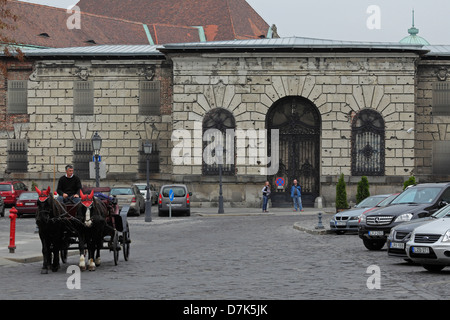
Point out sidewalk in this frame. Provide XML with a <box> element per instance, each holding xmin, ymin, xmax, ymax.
<box><xmin>0</xmin><ymin>207</ymin><xmax>335</xmax><ymax>266</ymax></box>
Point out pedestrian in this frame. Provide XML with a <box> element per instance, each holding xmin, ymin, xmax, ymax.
<box><xmin>291</xmin><ymin>179</ymin><xmax>303</xmax><ymax>212</ymax></box>
<box><xmin>262</xmin><ymin>181</ymin><xmax>271</xmax><ymax>213</ymax></box>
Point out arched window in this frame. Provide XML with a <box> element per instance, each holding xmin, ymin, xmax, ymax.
<box><xmin>351</xmin><ymin>109</ymin><xmax>385</xmax><ymax>176</ymax></box>
<box><xmin>202</xmin><ymin>108</ymin><xmax>236</xmax><ymax>176</ymax></box>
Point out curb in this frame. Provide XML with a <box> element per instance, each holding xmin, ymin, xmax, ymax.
<box><xmin>293</xmin><ymin>222</ymin><xmax>334</xmax><ymax>235</ymax></box>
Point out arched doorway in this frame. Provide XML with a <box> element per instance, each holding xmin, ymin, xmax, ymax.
<box><xmin>266</xmin><ymin>96</ymin><xmax>321</xmax><ymax>208</ymax></box>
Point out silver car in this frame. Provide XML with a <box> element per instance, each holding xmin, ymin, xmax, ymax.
<box><xmin>330</xmin><ymin>194</ymin><xmax>397</xmax><ymax>234</ymax></box>
<box><xmin>406</xmin><ymin>213</ymin><xmax>450</xmax><ymax>272</ymax></box>
<box><xmin>134</xmin><ymin>183</ymin><xmax>158</xmax><ymax>205</ymax></box>
<box><xmin>158</xmin><ymin>184</ymin><xmax>191</xmax><ymax>217</ymax></box>
<box><xmin>110</xmin><ymin>185</ymin><xmax>145</xmax><ymax>216</ymax></box>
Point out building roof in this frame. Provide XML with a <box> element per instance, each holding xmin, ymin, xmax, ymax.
<box><xmin>4</xmin><ymin>0</ymin><xmax>214</xmax><ymax>48</ymax></box>
<box><xmin>160</xmin><ymin>36</ymin><xmax>430</xmax><ymax>54</ymax></box>
<box><xmin>75</xmin><ymin>0</ymin><xmax>271</xmax><ymax>41</ymax></box>
<box><xmin>21</xmin><ymin>44</ymin><xmax>164</xmax><ymax>57</ymax></box>
<box><xmin>21</xmin><ymin>37</ymin><xmax>449</xmax><ymax>59</ymax></box>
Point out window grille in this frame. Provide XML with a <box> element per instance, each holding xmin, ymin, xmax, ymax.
<box><xmin>139</xmin><ymin>81</ymin><xmax>161</xmax><ymax>115</ymax></box>
<box><xmin>138</xmin><ymin>140</ymin><xmax>160</xmax><ymax>173</ymax></box>
<box><xmin>73</xmin><ymin>140</ymin><xmax>93</xmax><ymax>179</ymax></box>
<box><xmin>7</xmin><ymin>80</ymin><xmax>27</xmax><ymax>114</ymax></box>
<box><xmin>433</xmin><ymin>141</ymin><xmax>450</xmax><ymax>175</ymax></box>
<box><xmin>7</xmin><ymin>139</ymin><xmax>28</xmax><ymax>172</ymax></box>
<box><xmin>74</xmin><ymin>81</ymin><xmax>94</xmax><ymax>115</ymax></box>
<box><xmin>202</xmin><ymin>108</ymin><xmax>236</xmax><ymax>176</ymax></box>
<box><xmin>351</xmin><ymin>109</ymin><xmax>385</xmax><ymax>176</ymax></box>
<box><xmin>433</xmin><ymin>82</ymin><xmax>450</xmax><ymax>116</ymax></box>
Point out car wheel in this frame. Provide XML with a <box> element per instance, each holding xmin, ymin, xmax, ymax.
<box><xmin>363</xmin><ymin>238</ymin><xmax>386</xmax><ymax>250</ymax></box>
<box><xmin>423</xmin><ymin>264</ymin><xmax>445</xmax><ymax>273</ymax></box>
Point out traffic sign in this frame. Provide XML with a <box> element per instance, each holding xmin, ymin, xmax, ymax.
<box><xmin>276</xmin><ymin>177</ymin><xmax>285</xmax><ymax>187</ymax></box>
<box><xmin>169</xmin><ymin>189</ymin><xmax>174</xmax><ymax>202</ymax></box>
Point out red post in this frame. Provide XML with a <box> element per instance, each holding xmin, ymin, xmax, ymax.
<box><xmin>8</xmin><ymin>207</ymin><xmax>18</xmax><ymax>253</ymax></box>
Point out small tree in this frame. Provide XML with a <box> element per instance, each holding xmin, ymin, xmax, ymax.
<box><xmin>403</xmin><ymin>176</ymin><xmax>416</xmax><ymax>190</ymax></box>
<box><xmin>335</xmin><ymin>173</ymin><xmax>349</xmax><ymax>210</ymax></box>
<box><xmin>356</xmin><ymin>176</ymin><xmax>370</xmax><ymax>204</ymax></box>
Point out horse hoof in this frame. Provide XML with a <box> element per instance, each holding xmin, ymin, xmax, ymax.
<box><xmin>52</xmin><ymin>266</ymin><xmax>60</xmax><ymax>272</ymax></box>
<box><xmin>41</xmin><ymin>268</ymin><xmax>48</xmax><ymax>274</ymax></box>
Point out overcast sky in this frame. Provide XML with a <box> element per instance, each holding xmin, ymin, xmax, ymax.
<box><xmin>17</xmin><ymin>0</ymin><xmax>450</xmax><ymax>45</ymax></box>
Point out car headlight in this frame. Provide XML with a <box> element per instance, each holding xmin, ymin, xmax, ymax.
<box><xmin>394</xmin><ymin>213</ymin><xmax>413</xmax><ymax>223</ymax></box>
<box><xmin>442</xmin><ymin>230</ymin><xmax>450</xmax><ymax>243</ymax></box>
<box><xmin>350</xmin><ymin>216</ymin><xmax>360</xmax><ymax>221</ymax></box>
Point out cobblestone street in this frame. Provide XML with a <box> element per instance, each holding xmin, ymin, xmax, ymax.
<box><xmin>1</xmin><ymin>213</ymin><xmax>449</xmax><ymax>302</ymax></box>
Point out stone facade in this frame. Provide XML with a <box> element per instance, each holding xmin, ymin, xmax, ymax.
<box><xmin>2</xmin><ymin>42</ymin><xmax>450</xmax><ymax>208</ymax></box>
<box><xmin>168</xmin><ymin>52</ymin><xmax>419</xmax><ymax>205</ymax></box>
<box><xmin>2</xmin><ymin>57</ymin><xmax>174</xmax><ymax>188</ymax></box>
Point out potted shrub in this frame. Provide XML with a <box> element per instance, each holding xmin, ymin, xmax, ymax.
<box><xmin>335</xmin><ymin>173</ymin><xmax>349</xmax><ymax>212</ymax></box>
<box><xmin>403</xmin><ymin>176</ymin><xmax>416</xmax><ymax>190</ymax></box>
<box><xmin>356</xmin><ymin>176</ymin><xmax>370</xmax><ymax>204</ymax></box>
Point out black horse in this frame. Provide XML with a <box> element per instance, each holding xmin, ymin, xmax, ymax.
<box><xmin>76</xmin><ymin>190</ymin><xmax>109</xmax><ymax>271</ymax></box>
<box><xmin>35</xmin><ymin>187</ymin><xmax>65</xmax><ymax>274</ymax></box>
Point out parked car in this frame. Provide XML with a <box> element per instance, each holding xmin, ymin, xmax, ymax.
<box><xmin>406</xmin><ymin>214</ymin><xmax>450</xmax><ymax>272</ymax></box>
<box><xmin>359</xmin><ymin>182</ymin><xmax>450</xmax><ymax>250</ymax></box>
<box><xmin>387</xmin><ymin>204</ymin><xmax>450</xmax><ymax>259</ymax></box>
<box><xmin>0</xmin><ymin>196</ymin><xmax>4</xmax><ymax>217</ymax></box>
<box><xmin>330</xmin><ymin>194</ymin><xmax>395</xmax><ymax>234</ymax></box>
<box><xmin>0</xmin><ymin>181</ymin><xmax>28</xmax><ymax>206</ymax></box>
<box><xmin>134</xmin><ymin>183</ymin><xmax>158</xmax><ymax>205</ymax></box>
<box><xmin>15</xmin><ymin>191</ymin><xmax>39</xmax><ymax>217</ymax></box>
<box><xmin>158</xmin><ymin>184</ymin><xmax>191</xmax><ymax>217</ymax></box>
<box><xmin>110</xmin><ymin>185</ymin><xmax>145</xmax><ymax>216</ymax></box>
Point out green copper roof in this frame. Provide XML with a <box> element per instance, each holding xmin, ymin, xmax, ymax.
<box><xmin>400</xmin><ymin>10</ymin><xmax>430</xmax><ymax>45</ymax></box>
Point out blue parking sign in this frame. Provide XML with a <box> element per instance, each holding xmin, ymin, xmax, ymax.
<box><xmin>169</xmin><ymin>189</ymin><xmax>174</xmax><ymax>202</ymax></box>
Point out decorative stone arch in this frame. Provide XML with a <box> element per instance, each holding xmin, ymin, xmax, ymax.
<box><xmin>266</xmin><ymin>95</ymin><xmax>322</xmax><ymax>207</ymax></box>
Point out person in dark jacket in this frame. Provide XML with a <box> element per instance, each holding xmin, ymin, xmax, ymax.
<box><xmin>261</xmin><ymin>181</ymin><xmax>271</xmax><ymax>213</ymax></box>
<box><xmin>57</xmin><ymin>164</ymin><xmax>82</xmax><ymax>204</ymax></box>
<box><xmin>290</xmin><ymin>179</ymin><xmax>303</xmax><ymax>212</ymax></box>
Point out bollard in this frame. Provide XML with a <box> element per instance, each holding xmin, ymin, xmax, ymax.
<box><xmin>315</xmin><ymin>211</ymin><xmax>325</xmax><ymax>230</ymax></box>
<box><xmin>9</xmin><ymin>207</ymin><xmax>18</xmax><ymax>253</ymax></box>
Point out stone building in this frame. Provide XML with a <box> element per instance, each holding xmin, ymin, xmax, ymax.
<box><xmin>3</xmin><ymin>36</ymin><xmax>449</xmax><ymax>208</ymax></box>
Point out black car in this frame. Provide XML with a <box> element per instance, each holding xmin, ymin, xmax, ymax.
<box><xmin>359</xmin><ymin>183</ymin><xmax>450</xmax><ymax>250</ymax></box>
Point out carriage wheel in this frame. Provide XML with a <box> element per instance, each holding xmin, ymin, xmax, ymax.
<box><xmin>60</xmin><ymin>248</ymin><xmax>68</xmax><ymax>264</ymax></box>
<box><xmin>113</xmin><ymin>230</ymin><xmax>119</xmax><ymax>266</ymax></box>
<box><xmin>123</xmin><ymin>225</ymin><xmax>130</xmax><ymax>261</ymax></box>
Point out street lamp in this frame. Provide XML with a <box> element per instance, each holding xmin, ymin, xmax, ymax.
<box><xmin>143</xmin><ymin>141</ymin><xmax>153</xmax><ymax>222</ymax></box>
<box><xmin>217</xmin><ymin>144</ymin><xmax>224</xmax><ymax>214</ymax></box>
<box><xmin>91</xmin><ymin>131</ymin><xmax>102</xmax><ymax>187</ymax></box>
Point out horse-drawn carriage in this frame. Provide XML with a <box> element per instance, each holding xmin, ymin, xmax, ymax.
<box><xmin>35</xmin><ymin>186</ymin><xmax>131</xmax><ymax>274</ymax></box>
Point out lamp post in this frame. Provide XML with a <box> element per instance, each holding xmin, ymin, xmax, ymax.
<box><xmin>217</xmin><ymin>144</ymin><xmax>224</xmax><ymax>214</ymax></box>
<box><xmin>143</xmin><ymin>141</ymin><xmax>153</xmax><ymax>222</ymax></box>
<box><xmin>91</xmin><ymin>131</ymin><xmax>102</xmax><ymax>188</ymax></box>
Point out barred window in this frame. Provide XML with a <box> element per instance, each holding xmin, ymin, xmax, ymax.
<box><xmin>74</xmin><ymin>81</ymin><xmax>94</xmax><ymax>115</ymax></box>
<box><xmin>202</xmin><ymin>108</ymin><xmax>236</xmax><ymax>176</ymax></box>
<box><xmin>351</xmin><ymin>109</ymin><xmax>385</xmax><ymax>176</ymax></box>
<box><xmin>139</xmin><ymin>81</ymin><xmax>161</xmax><ymax>115</ymax></box>
<box><xmin>138</xmin><ymin>140</ymin><xmax>160</xmax><ymax>174</ymax></box>
<box><xmin>7</xmin><ymin>139</ymin><xmax>28</xmax><ymax>172</ymax></box>
<box><xmin>433</xmin><ymin>82</ymin><xmax>450</xmax><ymax>116</ymax></box>
<box><xmin>433</xmin><ymin>141</ymin><xmax>450</xmax><ymax>175</ymax></box>
<box><xmin>7</xmin><ymin>80</ymin><xmax>27</xmax><ymax>114</ymax></box>
<box><xmin>73</xmin><ymin>140</ymin><xmax>93</xmax><ymax>179</ymax></box>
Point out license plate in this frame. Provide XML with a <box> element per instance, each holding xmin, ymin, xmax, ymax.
<box><xmin>25</xmin><ymin>203</ymin><xmax>34</xmax><ymax>206</ymax></box>
<box><xmin>368</xmin><ymin>231</ymin><xmax>384</xmax><ymax>236</ymax></box>
<box><xmin>390</xmin><ymin>242</ymin><xmax>405</xmax><ymax>249</ymax></box>
<box><xmin>169</xmin><ymin>204</ymin><xmax>182</xmax><ymax>207</ymax></box>
<box><xmin>336</xmin><ymin>221</ymin><xmax>347</xmax><ymax>226</ymax></box>
<box><xmin>2</xmin><ymin>197</ymin><xmax>5</xmax><ymax>199</ymax></box>
<box><xmin>412</xmin><ymin>247</ymin><xmax>430</xmax><ymax>254</ymax></box>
